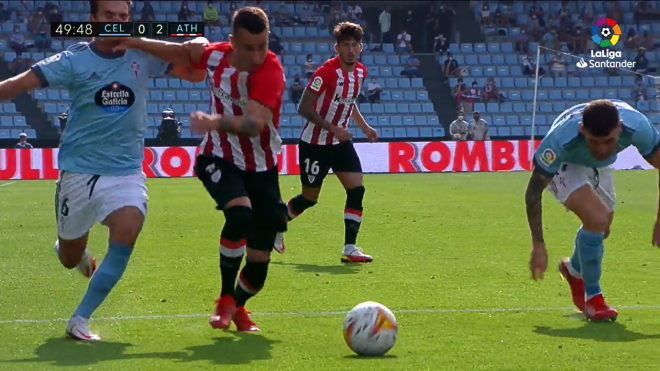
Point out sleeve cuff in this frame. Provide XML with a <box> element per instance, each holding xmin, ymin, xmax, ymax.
<box><xmin>532</xmin><ymin>157</ymin><xmax>556</xmax><ymax>178</ymax></box>
<box><xmin>30</xmin><ymin>65</ymin><xmax>49</xmax><ymax>88</ymax></box>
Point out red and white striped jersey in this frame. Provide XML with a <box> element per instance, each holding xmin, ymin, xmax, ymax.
<box><xmin>300</xmin><ymin>57</ymin><xmax>366</xmax><ymax>145</ymax></box>
<box><xmin>191</xmin><ymin>42</ymin><xmax>285</xmax><ymax>172</ymax></box>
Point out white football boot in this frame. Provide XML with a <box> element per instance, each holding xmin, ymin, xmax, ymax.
<box><xmin>66</xmin><ymin>316</ymin><xmax>101</xmax><ymax>341</ymax></box>
<box><xmin>54</xmin><ymin>240</ymin><xmax>97</xmax><ymax>278</ymax></box>
<box><xmin>273</xmin><ymin>232</ymin><xmax>286</xmax><ymax>254</ymax></box>
<box><xmin>341</xmin><ymin>245</ymin><xmax>373</xmax><ymax>263</ymax></box>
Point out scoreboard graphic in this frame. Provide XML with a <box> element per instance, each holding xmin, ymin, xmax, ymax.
<box><xmin>51</xmin><ymin>22</ymin><xmax>205</xmax><ymax>38</ymax></box>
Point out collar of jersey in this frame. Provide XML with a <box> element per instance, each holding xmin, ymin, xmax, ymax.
<box><xmin>90</xmin><ymin>40</ymin><xmax>125</xmax><ymax>60</ymax></box>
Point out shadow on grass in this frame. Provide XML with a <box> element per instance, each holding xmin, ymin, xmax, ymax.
<box><xmin>180</xmin><ymin>332</ymin><xmax>280</xmax><ymax>365</ymax></box>
<box><xmin>6</xmin><ymin>332</ymin><xmax>280</xmax><ymax>367</ymax></box>
<box><xmin>343</xmin><ymin>354</ymin><xmax>398</xmax><ymax>359</ymax></box>
<box><xmin>5</xmin><ymin>337</ymin><xmax>186</xmax><ymax>367</ymax></box>
<box><xmin>534</xmin><ymin>322</ymin><xmax>660</xmax><ymax>342</ymax></box>
<box><xmin>271</xmin><ymin>261</ymin><xmax>363</xmax><ymax>275</ymax></box>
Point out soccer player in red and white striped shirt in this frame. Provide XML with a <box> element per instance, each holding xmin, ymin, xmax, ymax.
<box><xmin>186</xmin><ymin>7</ymin><xmax>289</xmax><ymax>333</ymax></box>
<box><xmin>282</xmin><ymin>22</ymin><xmax>378</xmax><ymax>264</ymax></box>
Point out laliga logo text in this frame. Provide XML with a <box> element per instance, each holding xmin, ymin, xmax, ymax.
<box><xmin>576</xmin><ymin>50</ymin><xmax>636</xmax><ymax>69</ymax></box>
<box><xmin>579</xmin><ymin>17</ymin><xmax>635</xmax><ymax>69</ymax></box>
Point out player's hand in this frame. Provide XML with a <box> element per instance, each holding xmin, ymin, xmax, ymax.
<box><xmin>190</xmin><ymin>111</ymin><xmax>219</xmax><ymax>133</ymax></box>
<box><xmin>363</xmin><ymin>126</ymin><xmax>378</xmax><ymax>142</ymax></box>
<box><xmin>332</xmin><ymin>127</ymin><xmax>353</xmax><ymax>142</ymax></box>
<box><xmin>529</xmin><ymin>242</ymin><xmax>548</xmax><ymax>281</ymax></box>
<box><xmin>652</xmin><ymin>219</ymin><xmax>660</xmax><ymax>247</ymax></box>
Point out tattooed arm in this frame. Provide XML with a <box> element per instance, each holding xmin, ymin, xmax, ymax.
<box><xmin>298</xmin><ymin>88</ymin><xmax>336</xmax><ymax>132</ymax></box>
<box><xmin>211</xmin><ymin>100</ymin><xmax>271</xmax><ymax>137</ymax></box>
<box><xmin>525</xmin><ymin>167</ymin><xmax>552</xmax><ymax>243</ymax></box>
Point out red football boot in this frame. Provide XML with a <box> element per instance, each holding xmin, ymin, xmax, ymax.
<box><xmin>584</xmin><ymin>294</ymin><xmax>618</xmax><ymax>322</ymax></box>
<box><xmin>558</xmin><ymin>258</ymin><xmax>586</xmax><ymax>311</ymax></box>
<box><xmin>209</xmin><ymin>295</ymin><xmax>236</xmax><ymax>330</ymax></box>
<box><xmin>233</xmin><ymin>306</ymin><xmax>260</xmax><ymax>332</ymax></box>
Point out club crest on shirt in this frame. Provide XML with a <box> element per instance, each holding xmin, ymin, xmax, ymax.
<box><xmin>540</xmin><ymin>148</ymin><xmax>556</xmax><ymax>166</ymax></box>
<box><xmin>311</xmin><ymin>76</ymin><xmax>323</xmax><ymax>92</ymax></box>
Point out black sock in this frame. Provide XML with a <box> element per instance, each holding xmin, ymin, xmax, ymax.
<box><xmin>344</xmin><ymin>186</ymin><xmax>365</xmax><ymax>246</ymax></box>
<box><xmin>234</xmin><ymin>259</ymin><xmax>270</xmax><ymax>307</ymax></box>
<box><xmin>219</xmin><ymin>207</ymin><xmax>250</xmax><ymax>297</ymax></box>
<box><xmin>287</xmin><ymin>194</ymin><xmax>317</xmax><ymax>221</ymax></box>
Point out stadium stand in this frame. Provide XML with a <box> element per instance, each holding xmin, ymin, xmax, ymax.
<box><xmin>0</xmin><ymin>1</ymin><xmax>443</xmax><ymax>142</ymax></box>
<box><xmin>450</xmin><ymin>1</ymin><xmax>660</xmax><ymax>138</ymax></box>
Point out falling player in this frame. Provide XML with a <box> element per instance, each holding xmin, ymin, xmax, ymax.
<box><xmin>282</xmin><ymin>22</ymin><xmax>378</xmax><ymax>263</ymax></box>
<box><xmin>526</xmin><ymin>99</ymin><xmax>660</xmax><ymax>322</ymax></box>
<box><xmin>0</xmin><ymin>0</ymin><xmax>205</xmax><ymax>341</ymax></box>
<box><xmin>126</xmin><ymin>6</ymin><xmax>288</xmax><ymax>331</ymax></box>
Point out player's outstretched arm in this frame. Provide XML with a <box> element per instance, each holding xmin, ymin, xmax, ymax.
<box><xmin>526</xmin><ymin>167</ymin><xmax>551</xmax><ymax>280</ymax></box>
<box><xmin>525</xmin><ymin>167</ymin><xmax>551</xmax><ymax>244</ymax></box>
<box><xmin>298</xmin><ymin>88</ymin><xmax>337</xmax><ymax>133</ymax></box>
<box><xmin>114</xmin><ymin>37</ymin><xmax>210</xmax><ymax>67</ymax></box>
<box><xmin>0</xmin><ymin>70</ymin><xmax>42</xmax><ymax>102</ymax></box>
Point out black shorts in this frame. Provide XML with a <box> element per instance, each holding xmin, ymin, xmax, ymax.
<box><xmin>195</xmin><ymin>155</ymin><xmax>287</xmax><ymax>251</ymax></box>
<box><xmin>298</xmin><ymin>140</ymin><xmax>362</xmax><ymax>188</ymax></box>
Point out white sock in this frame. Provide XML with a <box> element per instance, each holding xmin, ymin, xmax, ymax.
<box><xmin>343</xmin><ymin>244</ymin><xmax>356</xmax><ymax>254</ymax></box>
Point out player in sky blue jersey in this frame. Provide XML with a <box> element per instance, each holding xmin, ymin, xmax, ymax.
<box><xmin>0</xmin><ymin>0</ymin><xmax>205</xmax><ymax>341</ymax></box>
<box><xmin>525</xmin><ymin>99</ymin><xmax>660</xmax><ymax>322</ymax></box>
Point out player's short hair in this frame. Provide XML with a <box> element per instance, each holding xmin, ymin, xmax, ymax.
<box><xmin>582</xmin><ymin>99</ymin><xmax>620</xmax><ymax>136</ymax></box>
<box><xmin>89</xmin><ymin>0</ymin><xmax>132</xmax><ymax>16</ymax></box>
<box><xmin>334</xmin><ymin>22</ymin><xmax>363</xmax><ymax>43</ymax></box>
<box><xmin>231</xmin><ymin>7</ymin><xmax>269</xmax><ymax>35</ymax></box>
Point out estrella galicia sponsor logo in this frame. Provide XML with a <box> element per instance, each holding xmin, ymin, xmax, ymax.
<box><xmin>94</xmin><ymin>82</ymin><xmax>135</xmax><ymax>113</ymax></box>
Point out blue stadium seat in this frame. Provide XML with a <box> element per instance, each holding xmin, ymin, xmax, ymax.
<box><xmin>13</xmin><ymin>116</ymin><xmax>26</xmax><ymax>126</ymax></box>
<box><xmin>3</xmin><ymin>103</ymin><xmax>16</xmax><ymax>113</ymax></box>
<box><xmin>0</xmin><ymin>129</ymin><xmax>9</xmax><ymax>138</ymax></box>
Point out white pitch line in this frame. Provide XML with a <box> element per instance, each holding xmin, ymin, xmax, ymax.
<box><xmin>2</xmin><ymin>305</ymin><xmax>660</xmax><ymax>325</ymax></box>
<box><xmin>0</xmin><ymin>181</ymin><xmax>15</xmax><ymax>188</ymax></box>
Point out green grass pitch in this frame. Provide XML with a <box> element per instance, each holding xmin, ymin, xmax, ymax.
<box><xmin>2</xmin><ymin>171</ymin><xmax>660</xmax><ymax>370</ymax></box>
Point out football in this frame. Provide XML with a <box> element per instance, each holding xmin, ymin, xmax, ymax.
<box><xmin>342</xmin><ymin>301</ymin><xmax>398</xmax><ymax>356</ymax></box>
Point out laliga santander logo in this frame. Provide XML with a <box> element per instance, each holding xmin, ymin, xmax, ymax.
<box><xmin>591</xmin><ymin>17</ymin><xmax>621</xmax><ymax>48</ymax></box>
<box><xmin>577</xmin><ymin>17</ymin><xmax>634</xmax><ymax>69</ymax></box>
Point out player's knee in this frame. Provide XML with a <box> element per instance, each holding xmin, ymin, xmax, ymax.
<box><xmin>106</xmin><ymin>206</ymin><xmax>145</xmax><ymax>246</ymax></box>
<box><xmin>346</xmin><ymin>185</ymin><xmax>365</xmax><ymax>206</ymax></box>
<box><xmin>57</xmin><ymin>238</ymin><xmax>87</xmax><ymax>269</ymax></box>
<box><xmin>604</xmin><ymin>212</ymin><xmax>614</xmax><ymax>239</ymax></box>
<box><xmin>582</xmin><ymin>213</ymin><xmax>610</xmax><ymax>235</ymax></box>
<box><xmin>246</xmin><ymin>247</ymin><xmax>271</xmax><ymax>263</ymax></box>
<box><xmin>223</xmin><ymin>205</ymin><xmax>253</xmax><ymax>238</ymax></box>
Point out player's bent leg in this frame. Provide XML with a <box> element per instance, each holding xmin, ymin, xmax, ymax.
<box><xmin>287</xmin><ymin>186</ymin><xmax>320</xmax><ymax>221</ymax></box>
<box><xmin>336</xmin><ymin>172</ymin><xmax>372</xmax><ymax>264</ymax></box>
<box><xmin>55</xmin><ymin>233</ymin><xmax>96</xmax><ymax>278</ymax></box>
<box><xmin>233</xmin><ymin>241</ymin><xmax>273</xmax><ymax>332</ymax></box>
<box><xmin>66</xmin><ymin>206</ymin><xmax>144</xmax><ymax>341</ymax></box>
<box><xmin>564</xmin><ymin>185</ymin><xmax>618</xmax><ymax>322</ymax></box>
<box><xmin>210</xmin><ymin>196</ymin><xmax>252</xmax><ymax>330</ymax></box>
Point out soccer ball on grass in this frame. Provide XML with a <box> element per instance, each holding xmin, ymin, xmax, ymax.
<box><xmin>342</xmin><ymin>301</ymin><xmax>398</xmax><ymax>356</ymax></box>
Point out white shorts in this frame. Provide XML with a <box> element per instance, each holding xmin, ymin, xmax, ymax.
<box><xmin>55</xmin><ymin>171</ymin><xmax>148</xmax><ymax>240</ymax></box>
<box><xmin>546</xmin><ymin>163</ymin><xmax>615</xmax><ymax>211</ymax></box>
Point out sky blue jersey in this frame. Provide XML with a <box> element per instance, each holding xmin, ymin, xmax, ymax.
<box><xmin>30</xmin><ymin>41</ymin><xmax>170</xmax><ymax>176</ymax></box>
<box><xmin>533</xmin><ymin>100</ymin><xmax>660</xmax><ymax>177</ymax></box>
